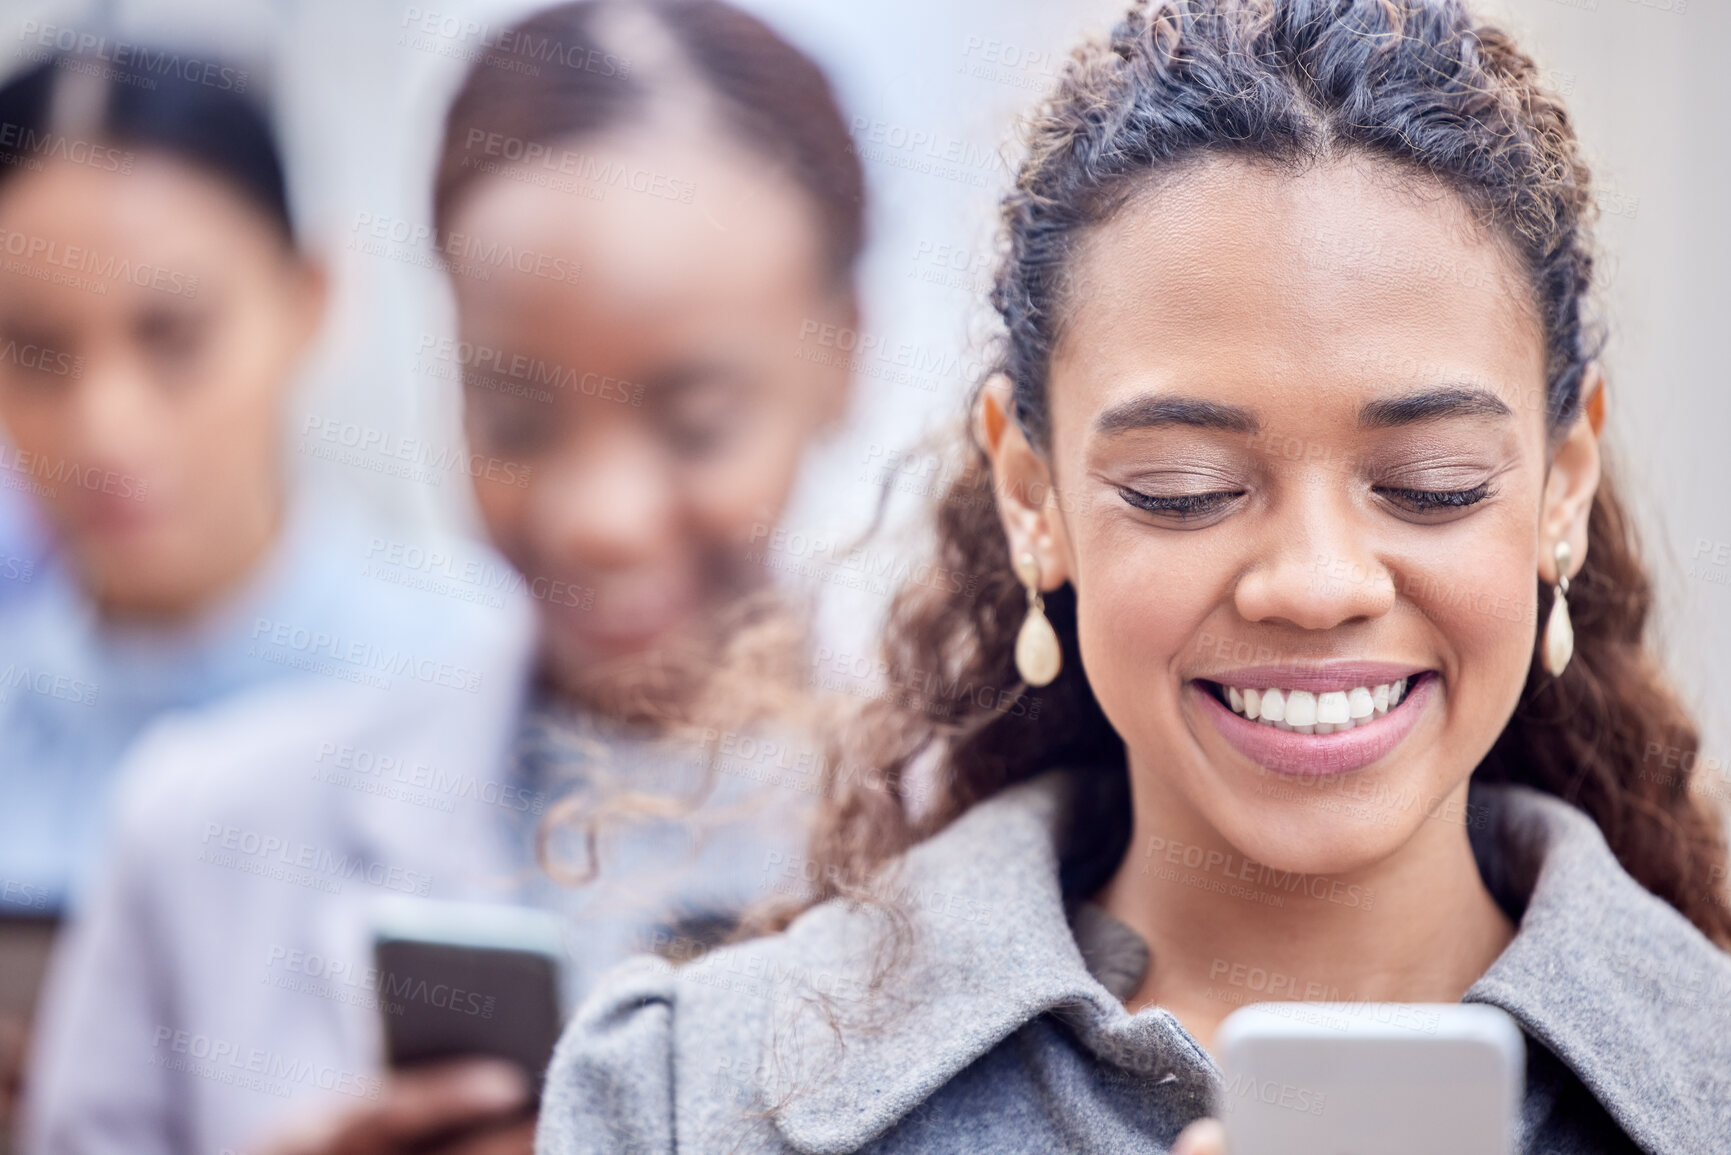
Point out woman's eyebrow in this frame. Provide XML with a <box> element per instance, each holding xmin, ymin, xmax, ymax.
<box><xmin>1089</xmin><ymin>384</ymin><xmax>1515</xmax><ymax>438</ymax></box>
<box><xmin>1358</xmin><ymin>386</ymin><xmax>1514</xmax><ymax>429</ymax></box>
<box><xmin>1093</xmin><ymin>395</ymin><xmax>1259</xmax><ymax>436</ymax></box>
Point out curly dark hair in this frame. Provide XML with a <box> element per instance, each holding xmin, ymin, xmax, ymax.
<box><xmin>747</xmin><ymin>0</ymin><xmax>1731</xmax><ymax>950</ymax></box>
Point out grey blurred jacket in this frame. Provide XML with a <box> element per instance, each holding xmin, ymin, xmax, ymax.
<box><xmin>536</xmin><ymin>766</ymin><xmax>1731</xmax><ymax>1154</ymax></box>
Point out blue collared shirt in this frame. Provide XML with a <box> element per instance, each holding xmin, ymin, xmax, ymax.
<box><xmin>0</xmin><ymin>496</ymin><xmax>510</xmax><ymax>914</ymax></box>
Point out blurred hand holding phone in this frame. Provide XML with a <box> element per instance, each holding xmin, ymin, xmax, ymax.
<box><xmin>1175</xmin><ymin>1002</ymin><xmax>1524</xmax><ymax>1155</ymax></box>
<box><xmin>261</xmin><ymin>897</ymin><xmax>567</xmax><ymax>1155</ymax></box>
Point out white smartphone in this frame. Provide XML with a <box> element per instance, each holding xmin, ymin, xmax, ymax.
<box><xmin>1216</xmin><ymin>1002</ymin><xmax>1524</xmax><ymax>1155</ymax></box>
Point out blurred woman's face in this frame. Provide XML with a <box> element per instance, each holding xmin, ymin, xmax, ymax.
<box><xmin>988</xmin><ymin>155</ymin><xmax>1599</xmax><ymax>878</ymax></box>
<box><xmin>0</xmin><ymin>154</ymin><xmax>322</xmax><ymax>619</ymax></box>
<box><xmin>449</xmin><ymin>127</ymin><xmax>851</xmax><ymax>699</ymax></box>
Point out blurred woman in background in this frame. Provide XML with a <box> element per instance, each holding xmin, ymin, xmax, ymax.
<box><xmin>0</xmin><ymin>48</ymin><xmax>491</xmax><ymax>915</ymax></box>
<box><xmin>25</xmin><ymin>4</ymin><xmax>864</xmax><ymax>1153</ymax></box>
<box><xmin>0</xmin><ymin>44</ymin><xmax>511</xmax><ymax>1142</ymax></box>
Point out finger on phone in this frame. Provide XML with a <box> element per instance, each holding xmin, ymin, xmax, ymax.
<box><xmin>1171</xmin><ymin>1116</ymin><xmax>1226</xmax><ymax>1155</ymax></box>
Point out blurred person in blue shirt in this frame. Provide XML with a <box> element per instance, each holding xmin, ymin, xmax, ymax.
<box><xmin>0</xmin><ymin>49</ymin><xmax>501</xmax><ymax>919</ymax></box>
<box><xmin>0</xmin><ymin>479</ymin><xmax>59</xmax><ymax>612</ymax></box>
<box><xmin>25</xmin><ymin>4</ymin><xmax>867</xmax><ymax>1154</ymax></box>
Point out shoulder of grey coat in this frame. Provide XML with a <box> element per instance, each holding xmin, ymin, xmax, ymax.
<box><xmin>536</xmin><ymin>768</ymin><xmax>1731</xmax><ymax>1155</ymax></box>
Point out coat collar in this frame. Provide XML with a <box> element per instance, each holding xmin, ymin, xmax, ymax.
<box><xmin>1460</xmin><ymin>779</ymin><xmax>1731</xmax><ymax>1154</ymax></box>
<box><xmin>757</xmin><ymin>766</ymin><xmax>1731</xmax><ymax>1155</ymax></box>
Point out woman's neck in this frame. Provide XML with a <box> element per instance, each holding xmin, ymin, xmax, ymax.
<box><xmin>1092</xmin><ymin>767</ymin><xmax>1516</xmax><ymax>1056</ymax></box>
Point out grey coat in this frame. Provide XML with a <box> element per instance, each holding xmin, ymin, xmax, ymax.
<box><xmin>536</xmin><ymin>767</ymin><xmax>1731</xmax><ymax>1154</ymax></box>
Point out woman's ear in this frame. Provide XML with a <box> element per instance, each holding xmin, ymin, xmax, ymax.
<box><xmin>814</xmin><ymin>292</ymin><xmax>859</xmax><ymax>433</ymax></box>
<box><xmin>1539</xmin><ymin>362</ymin><xmax>1604</xmax><ymax>583</ymax></box>
<box><xmin>284</xmin><ymin>253</ymin><xmax>330</xmax><ymax>367</ymax></box>
<box><xmin>977</xmin><ymin>374</ymin><xmax>1071</xmax><ymax>590</ymax></box>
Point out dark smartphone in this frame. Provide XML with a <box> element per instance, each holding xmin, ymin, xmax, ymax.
<box><xmin>372</xmin><ymin>897</ymin><xmax>567</xmax><ymax>1093</ymax></box>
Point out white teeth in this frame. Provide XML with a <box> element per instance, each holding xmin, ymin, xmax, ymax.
<box><xmin>1217</xmin><ymin>676</ymin><xmax>1422</xmax><ymax>732</ymax></box>
<box><xmin>1260</xmin><ymin>688</ymin><xmax>1286</xmax><ymax>723</ymax></box>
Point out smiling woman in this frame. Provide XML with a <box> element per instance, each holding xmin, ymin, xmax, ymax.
<box><xmin>536</xmin><ymin>1</ymin><xmax>1731</xmax><ymax>1153</ymax></box>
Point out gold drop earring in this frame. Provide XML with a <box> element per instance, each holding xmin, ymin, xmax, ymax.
<box><xmin>1542</xmin><ymin>540</ymin><xmax>1574</xmax><ymax>677</ymax></box>
<box><xmin>1014</xmin><ymin>550</ymin><xmax>1062</xmax><ymax>687</ymax></box>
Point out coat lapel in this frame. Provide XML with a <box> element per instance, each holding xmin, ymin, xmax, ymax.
<box><xmin>758</xmin><ymin>768</ymin><xmax>1115</xmax><ymax>1153</ymax></box>
<box><xmin>1463</xmin><ymin>783</ymin><xmax>1731</xmax><ymax>1155</ymax></box>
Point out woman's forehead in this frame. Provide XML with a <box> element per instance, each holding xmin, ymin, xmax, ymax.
<box><xmin>1050</xmin><ymin>157</ymin><xmax>1546</xmax><ymax>419</ymax></box>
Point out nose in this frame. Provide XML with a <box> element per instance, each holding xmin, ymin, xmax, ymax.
<box><xmin>529</xmin><ymin>434</ymin><xmax>680</xmax><ymax>572</ymax></box>
<box><xmin>67</xmin><ymin>353</ymin><xmax>160</xmax><ymax>476</ymax></box>
<box><xmin>1232</xmin><ymin>484</ymin><xmax>1395</xmax><ymax>630</ymax></box>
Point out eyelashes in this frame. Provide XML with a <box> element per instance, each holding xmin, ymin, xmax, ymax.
<box><xmin>1373</xmin><ymin>482</ymin><xmax>1494</xmax><ymax>513</ymax></box>
<box><xmin>1116</xmin><ymin>482</ymin><xmax>1497</xmax><ymax>521</ymax></box>
<box><xmin>1116</xmin><ymin>487</ymin><xmax>1243</xmax><ymax>519</ymax></box>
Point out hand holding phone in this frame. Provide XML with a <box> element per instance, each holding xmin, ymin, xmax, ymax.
<box><xmin>1213</xmin><ymin>1002</ymin><xmax>1524</xmax><ymax>1155</ymax></box>
<box><xmin>259</xmin><ymin>1057</ymin><xmax>533</xmax><ymax>1155</ymax></box>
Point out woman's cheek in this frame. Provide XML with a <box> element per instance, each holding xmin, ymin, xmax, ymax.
<box><xmin>471</xmin><ymin>470</ymin><xmax>534</xmax><ymax>571</ymax></box>
<box><xmin>1401</xmin><ymin>530</ymin><xmax>1536</xmax><ymax>748</ymax></box>
<box><xmin>1076</xmin><ymin>536</ymin><xmax>1217</xmax><ymax>715</ymax></box>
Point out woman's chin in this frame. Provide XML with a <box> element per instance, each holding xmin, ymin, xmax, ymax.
<box><xmin>538</xmin><ymin>606</ymin><xmax>716</xmax><ymax>723</ymax></box>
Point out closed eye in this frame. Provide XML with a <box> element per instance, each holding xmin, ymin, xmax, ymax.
<box><xmin>1374</xmin><ymin>483</ymin><xmax>1493</xmax><ymax>514</ymax></box>
<box><xmin>1117</xmin><ymin>487</ymin><xmax>1244</xmax><ymax>520</ymax></box>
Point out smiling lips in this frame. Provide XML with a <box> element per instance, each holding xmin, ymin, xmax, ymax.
<box><xmin>1192</xmin><ymin>663</ymin><xmax>1436</xmax><ymax>778</ymax></box>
